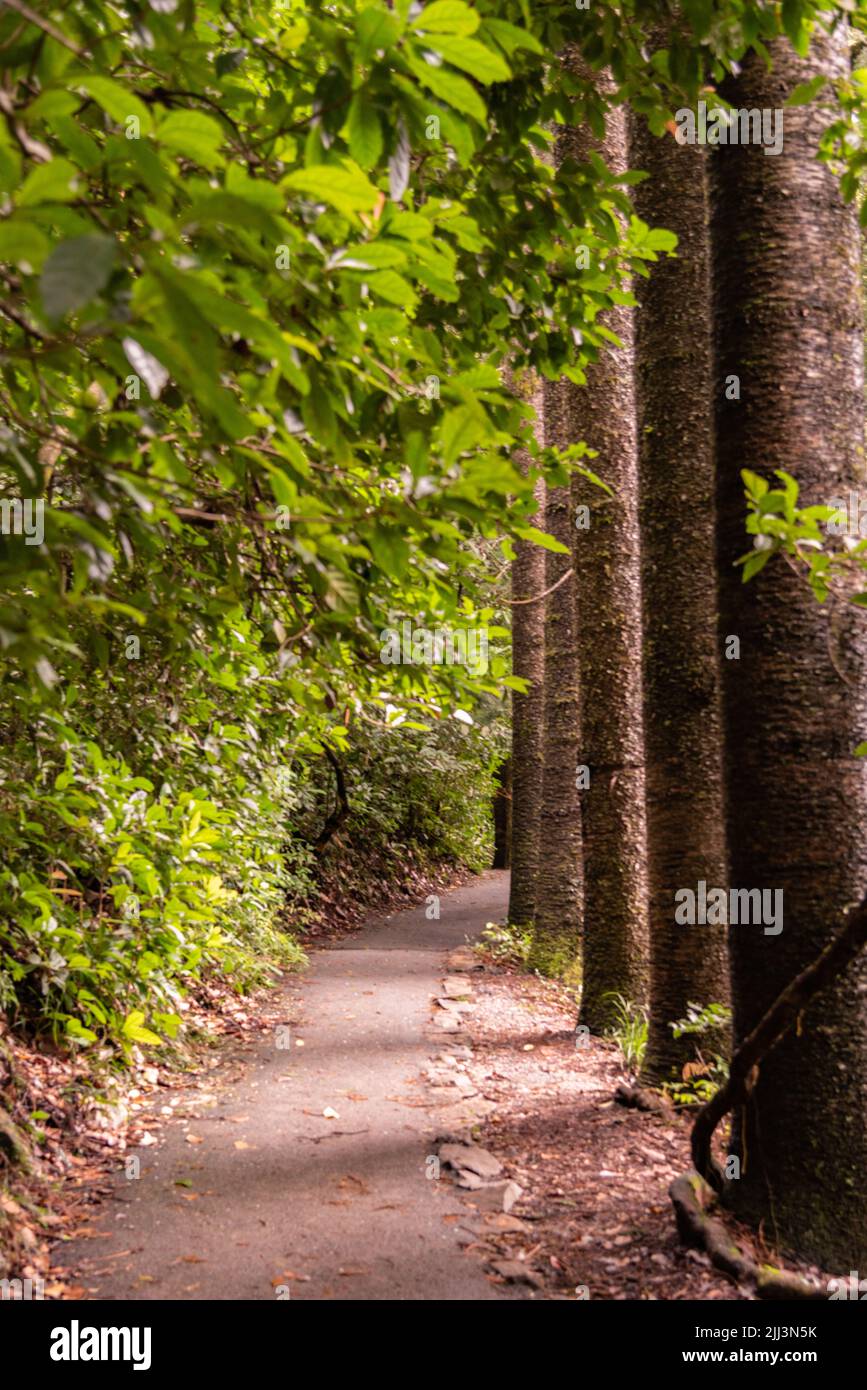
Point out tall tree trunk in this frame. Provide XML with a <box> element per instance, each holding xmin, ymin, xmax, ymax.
<box><xmin>492</xmin><ymin>756</ymin><xmax>511</xmax><ymax>870</ymax></box>
<box><xmin>529</xmin><ymin>378</ymin><xmax>582</xmax><ymax>974</ymax></box>
<box><xmin>712</xmin><ymin>24</ymin><xmax>867</xmax><ymax>1267</ymax></box>
<box><xmin>564</xmin><ymin>72</ymin><xmax>649</xmax><ymax>1031</ymax></box>
<box><xmin>507</xmin><ymin>381</ymin><xmax>545</xmax><ymax>928</ymax></box>
<box><xmin>630</xmin><ymin>105</ymin><xmax>729</xmax><ymax>1083</ymax></box>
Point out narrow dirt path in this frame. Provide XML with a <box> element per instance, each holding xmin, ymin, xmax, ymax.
<box><xmin>53</xmin><ymin>871</ymin><xmax>519</xmax><ymax>1300</ymax></box>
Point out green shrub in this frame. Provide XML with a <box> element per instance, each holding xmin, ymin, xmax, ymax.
<box><xmin>475</xmin><ymin>920</ymin><xmax>533</xmax><ymax>966</ymax></box>
<box><xmin>602</xmin><ymin>993</ymin><xmax>649</xmax><ymax>1072</ymax></box>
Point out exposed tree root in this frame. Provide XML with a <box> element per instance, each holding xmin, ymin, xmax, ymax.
<box><xmin>668</xmin><ymin>892</ymin><xmax>867</xmax><ymax>1299</ymax></box>
<box><xmin>614</xmin><ymin>1082</ymin><xmax>673</xmax><ymax>1119</ymax></box>
<box><xmin>670</xmin><ymin>1172</ymin><xmax>827</xmax><ymax>1300</ymax></box>
<box><xmin>670</xmin><ymin>1173</ymin><xmax>754</xmax><ymax>1284</ymax></box>
<box><xmin>691</xmin><ymin>891</ymin><xmax>867</xmax><ymax>1193</ymax></box>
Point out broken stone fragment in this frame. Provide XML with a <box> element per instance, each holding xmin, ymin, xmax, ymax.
<box><xmin>447</xmin><ymin>951</ymin><xmax>480</xmax><ymax>972</ymax></box>
<box><xmin>461</xmin><ymin>1213</ymin><xmax>531</xmax><ymax>1236</ymax></box>
<box><xmin>451</xmin><ymin>1076</ymin><xmax>478</xmax><ymax>1097</ymax></box>
<box><xmin>453</xmin><ymin>1169</ymin><xmax>484</xmax><ymax>1189</ymax></box>
<box><xmin>490</xmin><ymin>1259</ymin><xmax>544</xmax><ymax>1288</ymax></box>
<box><xmin>435</xmin><ymin>997</ymin><xmax>474</xmax><ymax>1014</ymax></box>
<box><xmin>466</xmin><ymin>1179</ymin><xmax>523</xmax><ymax>1213</ymax></box>
<box><xmin>434</xmin><ymin>1015</ymin><xmax>461</xmax><ymax>1033</ymax></box>
<box><xmin>437</xmin><ymin>1099</ymin><xmax>494</xmax><ymax>1130</ymax></box>
<box><xmin>482</xmin><ymin>1213</ymin><xmax>531</xmax><ymax>1234</ymax></box>
<box><xmin>438</xmin><ymin>1142</ymin><xmax>503</xmax><ymax>1179</ymax></box>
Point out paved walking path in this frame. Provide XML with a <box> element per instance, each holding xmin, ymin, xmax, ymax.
<box><xmin>54</xmin><ymin>871</ymin><xmax>516</xmax><ymax>1300</ymax></box>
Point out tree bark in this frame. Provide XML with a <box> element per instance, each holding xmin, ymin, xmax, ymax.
<box><xmin>492</xmin><ymin>756</ymin><xmax>512</xmax><ymax>870</ymax></box>
<box><xmin>529</xmin><ymin>378</ymin><xmax>583</xmax><ymax>973</ymax></box>
<box><xmin>563</xmin><ymin>73</ymin><xmax>649</xmax><ymax>1031</ymax></box>
<box><xmin>712</xmin><ymin>23</ymin><xmax>867</xmax><ymax>1267</ymax></box>
<box><xmin>630</xmin><ymin>102</ymin><xmax>729</xmax><ymax>1083</ymax></box>
<box><xmin>507</xmin><ymin>380</ymin><xmax>545</xmax><ymax>928</ymax></box>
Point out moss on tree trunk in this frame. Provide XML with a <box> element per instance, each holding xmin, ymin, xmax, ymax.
<box><xmin>0</xmin><ymin>1107</ymin><xmax>30</xmax><ymax>1171</ymax></box>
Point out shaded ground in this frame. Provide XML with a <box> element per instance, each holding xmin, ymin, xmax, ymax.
<box><xmin>450</xmin><ymin>965</ymin><xmax>829</xmax><ymax>1300</ymax></box>
<box><xmin>449</xmin><ymin>967</ymin><xmax>738</xmax><ymax>1298</ymax></box>
<box><xmin>41</xmin><ymin>871</ymin><xmax>830</xmax><ymax>1303</ymax></box>
<box><xmin>50</xmin><ymin>872</ymin><xmax>520</xmax><ymax>1300</ymax></box>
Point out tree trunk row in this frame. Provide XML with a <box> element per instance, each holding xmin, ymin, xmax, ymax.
<box><xmin>506</xmin><ymin>19</ymin><xmax>867</xmax><ymax>1268</ymax></box>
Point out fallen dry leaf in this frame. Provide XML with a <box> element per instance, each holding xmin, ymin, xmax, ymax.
<box><xmin>337</xmin><ymin>1174</ymin><xmax>370</xmax><ymax>1195</ymax></box>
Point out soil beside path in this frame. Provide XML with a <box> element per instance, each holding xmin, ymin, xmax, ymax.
<box><xmin>52</xmin><ymin>870</ymin><xmax>520</xmax><ymax>1301</ymax></box>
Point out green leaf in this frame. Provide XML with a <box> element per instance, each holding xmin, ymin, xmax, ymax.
<box><xmin>369</xmin><ymin>525</ymin><xmax>410</xmax><ymax>577</ymax></box>
<box><xmin>366</xmin><ymin>268</ymin><xmax>417</xmax><ymax>307</ymax></box>
<box><xmin>412</xmin><ymin>2</ymin><xmax>480</xmax><ymax>37</ymax></box>
<box><xmin>347</xmin><ymin>94</ymin><xmax>384</xmax><ymax>169</ymax></box>
<box><xmin>741</xmin><ymin>548</ymin><xmax>773</xmax><ymax>582</ymax></box>
<box><xmin>157</xmin><ymin>110</ymin><xmax>225</xmax><ymax>168</ymax></box>
<box><xmin>75</xmin><ymin>74</ymin><xmax>153</xmax><ymax>135</ymax></box>
<box><xmin>405</xmin><ymin>55</ymin><xmax>486</xmax><ymax>123</ymax></box>
<box><xmin>283</xmin><ymin>162</ymin><xmax>379</xmax><ymax>220</ymax></box>
<box><xmin>781</xmin><ymin>0</ymin><xmax>811</xmax><ymax>57</ymax></box>
<box><xmin>425</xmin><ymin>36</ymin><xmax>511</xmax><ymax>84</ymax></box>
<box><xmin>39</xmin><ymin>235</ymin><xmax>116</xmax><ymax>319</ymax></box>
<box><xmin>682</xmin><ymin>0</ymin><xmax>714</xmax><ymax>39</ymax></box>
<box><xmin>741</xmin><ymin>469</ymin><xmax>769</xmax><ymax>499</ymax></box>
<box><xmin>0</xmin><ymin>143</ymin><xmax>22</xmax><ymax>196</ymax></box>
<box><xmin>514</xmin><ymin>526</ymin><xmax>570</xmax><ymax>554</ymax></box>
<box><xmin>51</xmin><ymin>116</ymin><xmax>101</xmax><ymax>171</ymax></box>
<box><xmin>65</xmin><ymin>1017</ymin><xmax>98</xmax><ymax>1044</ymax></box>
<box><xmin>122</xmin><ymin>1010</ymin><xmax>164</xmax><ymax>1046</ymax></box>
<box><xmin>786</xmin><ymin>75</ymin><xmax>828</xmax><ymax>106</ymax></box>
<box><xmin>439</xmin><ymin>405</ymin><xmax>486</xmax><ymax>464</ymax></box>
<box><xmin>412</xmin><ymin>263</ymin><xmax>458</xmax><ymax>300</ymax></box>
<box><xmin>215</xmin><ymin>48</ymin><xmax>247</xmax><ymax>78</ymax></box>
<box><xmin>356</xmin><ymin>5</ymin><xmax>402</xmax><ymax>61</ymax></box>
<box><xmin>23</xmin><ymin>90</ymin><xmax>79</xmax><ymax>122</ymax></box>
<box><xmin>337</xmin><ymin>240</ymin><xmax>407</xmax><ymax>270</ymax></box>
<box><xmin>17</xmin><ymin>157</ymin><xmax>80</xmax><ymax>207</ymax></box>
<box><xmin>0</xmin><ymin>219</ymin><xmax>50</xmax><ymax>270</ymax></box>
<box><xmin>481</xmin><ymin>19</ymin><xmax>544</xmax><ymax>56</ymax></box>
<box><xmin>644</xmin><ymin>227</ymin><xmax>678</xmax><ymax>253</ymax></box>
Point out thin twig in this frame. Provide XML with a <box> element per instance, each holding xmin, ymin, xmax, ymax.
<box><xmin>506</xmin><ymin>566</ymin><xmax>573</xmax><ymax>605</ymax></box>
<box><xmin>0</xmin><ymin>0</ymin><xmax>83</xmax><ymax>56</ymax></box>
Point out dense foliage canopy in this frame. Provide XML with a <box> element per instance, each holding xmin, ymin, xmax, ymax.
<box><xmin>1</xmin><ymin>0</ymin><xmax>865</xmax><ymax>1054</ymax></box>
